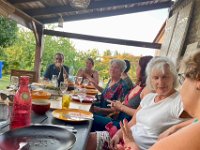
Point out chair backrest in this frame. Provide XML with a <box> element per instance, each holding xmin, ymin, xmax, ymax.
<box><xmin>10</xmin><ymin>69</ymin><xmax>37</xmax><ymax>83</ymax></box>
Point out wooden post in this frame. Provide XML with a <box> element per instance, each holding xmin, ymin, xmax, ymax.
<box><xmin>32</xmin><ymin>21</ymin><xmax>44</xmax><ymax>82</ymax></box>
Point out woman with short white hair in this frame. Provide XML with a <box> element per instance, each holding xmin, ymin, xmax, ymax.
<box><xmin>109</xmin><ymin>56</ymin><xmax>189</xmax><ymax>150</ymax></box>
<box><xmin>150</xmin><ymin>51</ymin><xmax>200</xmax><ymax>150</ymax></box>
<box><xmin>90</xmin><ymin>59</ymin><xmax>129</xmax><ymax>115</ymax></box>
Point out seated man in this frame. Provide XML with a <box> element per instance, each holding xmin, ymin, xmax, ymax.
<box><xmin>43</xmin><ymin>52</ymin><xmax>69</xmax><ymax>81</ymax></box>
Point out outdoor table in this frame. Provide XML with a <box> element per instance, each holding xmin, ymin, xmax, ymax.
<box><xmin>0</xmin><ymin>111</ymin><xmax>93</xmax><ymax>150</ymax></box>
<box><xmin>32</xmin><ymin>110</ymin><xmax>93</xmax><ymax>150</ymax></box>
<box><xmin>0</xmin><ymin>92</ymin><xmax>93</xmax><ymax>150</ymax></box>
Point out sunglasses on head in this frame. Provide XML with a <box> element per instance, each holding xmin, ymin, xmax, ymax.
<box><xmin>0</xmin><ymin>93</ymin><xmax>14</xmax><ymax>102</ymax></box>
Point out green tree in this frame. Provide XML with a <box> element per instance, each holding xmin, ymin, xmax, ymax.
<box><xmin>3</xmin><ymin>28</ymin><xmax>36</xmax><ymax>73</ymax></box>
<box><xmin>0</xmin><ymin>16</ymin><xmax>18</xmax><ymax>49</ymax></box>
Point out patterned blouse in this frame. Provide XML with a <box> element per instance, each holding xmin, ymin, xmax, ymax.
<box><xmin>101</xmin><ymin>79</ymin><xmax>129</xmax><ymax>105</ymax></box>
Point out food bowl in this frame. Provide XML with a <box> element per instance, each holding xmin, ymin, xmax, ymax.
<box><xmin>31</xmin><ymin>91</ymin><xmax>51</xmax><ymax>99</ymax></box>
<box><xmin>32</xmin><ymin>99</ymin><xmax>50</xmax><ymax>115</ymax></box>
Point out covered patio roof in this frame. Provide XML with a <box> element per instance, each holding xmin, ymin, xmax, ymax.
<box><xmin>1</xmin><ymin>0</ymin><xmax>173</xmax><ymax>47</ymax></box>
<box><xmin>5</xmin><ymin>0</ymin><xmax>172</xmax><ymax>24</ymax></box>
<box><xmin>0</xmin><ymin>0</ymin><xmax>173</xmax><ymax>80</ymax></box>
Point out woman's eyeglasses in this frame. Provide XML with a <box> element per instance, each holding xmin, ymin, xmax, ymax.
<box><xmin>0</xmin><ymin>93</ymin><xmax>14</xmax><ymax>102</ymax></box>
<box><xmin>178</xmin><ymin>73</ymin><xmax>186</xmax><ymax>85</ymax></box>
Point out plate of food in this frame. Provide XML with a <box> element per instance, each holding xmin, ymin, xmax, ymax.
<box><xmin>85</xmin><ymin>85</ymin><xmax>95</xmax><ymax>89</ymax></box>
<box><xmin>52</xmin><ymin>109</ymin><xmax>93</xmax><ymax>122</ymax></box>
<box><xmin>86</xmin><ymin>89</ymin><xmax>98</xmax><ymax>95</ymax></box>
<box><xmin>71</xmin><ymin>95</ymin><xmax>96</xmax><ymax>103</ymax></box>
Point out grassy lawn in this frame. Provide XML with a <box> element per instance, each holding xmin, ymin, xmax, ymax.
<box><xmin>0</xmin><ymin>74</ymin><xmax>10</xmax><ymax>90</ymax></box>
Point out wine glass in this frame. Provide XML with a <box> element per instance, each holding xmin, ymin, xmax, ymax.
<box><xmin>10</xmin><ymin>76</ymin><xmax>19</xmax><ymax>90</ymax></box>
<box><xmin>76</xmin><ymin>77</ymin><xmax>83</xmax><ymax>86</ymax></box>
<box><xmin>60</xmin><ymin>82</ymin><xmax>68</xmax><ymax>94</ymax></box>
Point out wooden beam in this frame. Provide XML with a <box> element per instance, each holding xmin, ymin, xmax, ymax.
<box><xmin>43</xmin><ymin>29</ymin><xmax>161</xmax><ymax>49</ymax></box>
<box><xmin>25</xmin><ymin>0</ymin><xmax>149</xmax><ymax>16</ymax></box>
<box><xmin>0</xmin><ymin>0</ymin><xmax>43</xmax><ymax>29</ymax></box>
<box><xmin>39</xmin><ymin>1</ymin><xmax>172</xmax><ymax>24</ymax></box>
<box><xmin>33</xmin><ymin>23</ymin><xmax>44</xmax><ymax>82</ymax></box>
<box><xmin>7</xmin><ymin>0</ymin><xmax>39</xmax><ymax>4</ymax></box>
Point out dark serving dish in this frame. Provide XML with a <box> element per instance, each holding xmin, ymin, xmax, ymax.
<box><xmin>0</xmin><ymin>125</ymin><xmax>76</xmax><ymax>150</ymax></box>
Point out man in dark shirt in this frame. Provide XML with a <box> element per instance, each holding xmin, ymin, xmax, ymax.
<box><xmin>44</xmin><ymin>53</ymin><xmax>69</xmax><ymax>80</ymax></box>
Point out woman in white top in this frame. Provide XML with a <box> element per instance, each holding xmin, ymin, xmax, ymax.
<box><xmin>149</xmin><ymin>51</ymin><xmax>200</xmax><ymax>150</ymax></box>
<box><xmin>109</xmin><ymin>56</ymin><xmax>189</xmax><ymax>150</ymax></box>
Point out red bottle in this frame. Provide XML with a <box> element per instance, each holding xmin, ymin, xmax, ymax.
<box><xmin>10</xmin><ymin>76</ymin><xmax>32</xmax><ymax>130</ymax></box>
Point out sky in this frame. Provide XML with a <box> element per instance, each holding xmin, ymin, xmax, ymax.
<box><xmin>53</xmin><ymin>8</ymin><xmax>169</xmax><ymax>56</ymax></box>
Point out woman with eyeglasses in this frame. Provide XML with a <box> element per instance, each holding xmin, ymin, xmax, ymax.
<box><xmin>43</xmin><ymin>52</ymin><xmax>69</xmax><ymax>81</ymax></box>
<box><xmin>108</xmin><ymin>56</ymin><xmax>190</xmax><ymax>150</ymax></box>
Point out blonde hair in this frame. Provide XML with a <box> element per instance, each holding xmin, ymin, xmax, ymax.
<box><xmin>182</xmin><ymin>50</ymin><xmax>200</xmax><ymax>81</ymax></box>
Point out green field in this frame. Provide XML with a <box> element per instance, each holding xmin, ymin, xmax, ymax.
<box><xmin>0</xmin><ymin>74</ymin><xmax>10</xmax><ymax>90</ymax></box>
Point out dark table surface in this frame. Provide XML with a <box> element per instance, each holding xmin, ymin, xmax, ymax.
<box><xmin>0</xmin><ymin>110</ymin><xmax>93</xmax><ymax>150</ymax></box>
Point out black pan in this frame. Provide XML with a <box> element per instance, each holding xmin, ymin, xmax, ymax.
<box><xmin>0</xmin><ymin>125</ymin><xmax>76</xmax><ymax>150</ymax></box>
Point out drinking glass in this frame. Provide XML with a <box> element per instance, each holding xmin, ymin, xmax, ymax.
<box><xmin>62</xmin><ymin>94</ymin><xmax>71</xmax><ymax>109</ymax></box>
<box><xmin>10</xmin><ymin>76</ymin><xmax>19</xmax><ymax>90</ymax></box>
<box><xmin>51</xmin><ymin>75</ymin><xmax>58</xmax><ymax>87</ymax></box>
<box><xmin>60</xmin><ymin>82</ymin><xmax>68</xmax><ymax>94</ymax></box>
<box><xmin>76</xmin><ymin>77</ymin><xmax>83</xmax><ymax>86</ymax></box>
<box><xmin>0</xmin><ymin>102</ymin><xmax>11</xmax><ymax>126</ymax></box>
<box><xmin>82</xmin><ymin>79</ymin><xmax>89</xmax><ymax>87</ymax></box>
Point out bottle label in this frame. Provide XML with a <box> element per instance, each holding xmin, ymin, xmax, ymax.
<box><xmin>21</xmin><ymin>92</ymin><xmax>30</xmax><ymax>101</ymax></box>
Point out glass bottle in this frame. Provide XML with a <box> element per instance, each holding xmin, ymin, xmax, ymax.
<box><xmin>10</xmin><ymin>76</ymin><xmax>32</xmax><ymax>130</ymax></box>
<box><xmin>57</xmin><ymin>66</ymin><xmax>64</xmax><ymax>87</ymax></box>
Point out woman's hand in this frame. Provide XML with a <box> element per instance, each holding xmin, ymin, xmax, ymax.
<box><xmin>85</xmin><ymin>74</ymin><xmax>97</xmax><ymax>86</ymax></box>
<box><xmin>107</xmin><ymin>100</ymin><xmax>123</xmax><ymax>111</ymax></box>
<box><xmin>118</xmin><ymin>119</ymin><xmax>139</xmax><ymax>150</ymax></box>
<box><xmin>109</xmin><ymin>133</ymin><xmax>121</xmax><ymax>149</ymax></box>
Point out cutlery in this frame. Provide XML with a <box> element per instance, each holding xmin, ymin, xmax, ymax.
<box><xmin>63</xmin><ymin>114</ymin><xmax>94</xmax><ymax>120</ymax></box>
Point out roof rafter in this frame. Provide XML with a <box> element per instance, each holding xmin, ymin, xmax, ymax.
<box><xmin>25</xmin><ymin>0</ymin><xmax>149</xmax><ymax>16</ymax></box>
<box><xmin>39</xmin><ymin>1</ymin><xmax>172</xmax><ymax>24</ymax></box>
<box><xmin>8</xmin><ymin>0</ymin><xmax>39</xmax><ymax>4</ymax></box>
<box><xmin>44</xmin><ymin>29</ymin><xmax>161</xmax><ymax>49</ymax></box>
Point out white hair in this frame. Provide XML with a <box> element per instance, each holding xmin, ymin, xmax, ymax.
<box><xmin>110</xmin><ymin>59</ymin><xmax>127</xmax><ymax>72</ymax></box>
<box><xmin>146</xmin><ymin>56</ymin><xmax>178</xmax><ymax>90</ymax></box>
